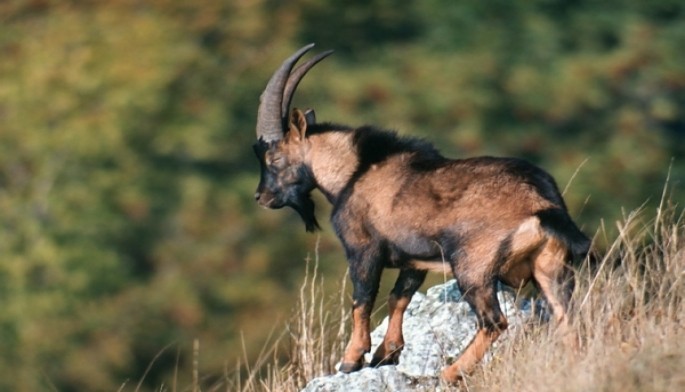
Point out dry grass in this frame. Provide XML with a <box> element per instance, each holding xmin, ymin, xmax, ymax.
<box><xmin>465</xmin><ymin>202</ymin><xmax>685</xmax><ymax>392</ymax></box>
<box><xmin>224</xmin><ymin>244</ymin><xmax>350</xmax><ymax>392</ymax></box>
<box><xmin>160</xmin><ymin>198</ymin><xmax>684</xmax><ymax>392</ymax></box>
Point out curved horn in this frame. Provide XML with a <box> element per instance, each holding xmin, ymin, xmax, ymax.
<box><xmin>281</xmin><ymin>50</ymin><xmax>334</xmax><ymax>122</ymax></box>
<box><xmin>256</xmin><ymin>43</ymin><xmax>315</xmax><ymax>143</ymax></box>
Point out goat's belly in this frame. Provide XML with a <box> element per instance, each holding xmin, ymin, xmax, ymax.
<box><xmin>410</xmin><ymin>260</ymin><xmax>452</xmax><ymax>274</ymax></box>
<box><xmin>389</xmin><ymin>233</ymin><xmax>442</xmax><ymax>260</ymax></box>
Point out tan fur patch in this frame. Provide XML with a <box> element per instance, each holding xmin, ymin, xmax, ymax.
<box><xmin>497</xmin><ymin>216</ymin><xmax>547</xmax><ymax>288</ymax></box>
<box><xmin>342</xmin><ymin>305</ymin><xmax>372</xmax><ymax>364</ymax></box>
<box><xmin>411</xmin><ymin>260</ymin><xmax>452</xmax><ymax>274</ymax></box>
<box><xmin>510</xmin><ymin>216</ymin><xmax>546</xmax><ymax>258</ymax></box>
<box><xmin>532</xmin><ymin>238</ymin><xmax>569</xmax><ymax>322</ymax></box>
<box><xmin>306</xmin><ymin>131</ymin><xmax>358</xmax><ymax>199</ymax></box>
<box><xmin>442</xmin><ymin>327</ymin><xmax>504</xmax><ymax>382</ymax></box>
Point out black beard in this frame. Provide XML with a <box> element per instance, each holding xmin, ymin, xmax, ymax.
<box><xmin>288</xmin><ymin>193</ymin><xmax>320</xmax><ymax>232</ymax></box>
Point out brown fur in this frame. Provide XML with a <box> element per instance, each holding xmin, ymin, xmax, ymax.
<box><xmin>256</xmin><ymin>106</ymin><xmax>589</xmax><ymax>383</ymax></box>
<box><xmin>371</xmin><ymin>294</ymin><xmax>411</xmax><ymax>366</ymax></box>
<box><xmin>254</xmin><ymin>47</ymin><xmax>589</xmax><ymax>382</ymax></box>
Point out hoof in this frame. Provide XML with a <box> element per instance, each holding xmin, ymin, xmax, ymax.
<box><xmin>441</xmin><ymin>366</ymin><xmax>465</xmax><ymax>384</ymax></box>
<box><xmin>370</xmin><ymin>352</ymin><xmax>400</xmax><ymax>368</ymax></box>
<box><xmin>370</xmin><ymin>342</ymin><xmax>402</xmax><ymax>368</ymax></box>
<box><xmin>339</xmin><ymin>361</ymin><xmax>363</xmax><ymax>373</ymax></box>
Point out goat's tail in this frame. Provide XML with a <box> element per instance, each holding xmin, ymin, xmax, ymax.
<box><xmin>536</xmin><ymin>208</ymin><xmax>591</xmax><ymax>264</ymax></box>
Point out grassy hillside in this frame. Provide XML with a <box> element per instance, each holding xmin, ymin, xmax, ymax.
<box><xmin>214</xmin><ymin>196</ymin><xmax>685</xmax><ymax>392</ymax></box>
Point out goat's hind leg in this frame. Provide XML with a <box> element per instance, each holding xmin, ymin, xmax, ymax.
<box><xmin>371</xmin><ymin>268</ymin><xmax>427</xmax><ymax>367</ymax></box>
<box><xmin>532</xmin><ymin>238</ymin><xmax>577</xmax><ymax>349</ymax></box>
<box><xmin>442</xmin><ymin>282</ymin><xmax>508</xmax><ymax>383</ymax></box>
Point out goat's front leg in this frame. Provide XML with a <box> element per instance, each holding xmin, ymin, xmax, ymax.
<box><xmin>339</xmin><ymin>256</ymin><xmax>383</xmax><ymax>373</ymax></box>
<box><xmin>371</xmin><ymin>268</ymin><xmax>426</xmax><ymax>367</ymax></box>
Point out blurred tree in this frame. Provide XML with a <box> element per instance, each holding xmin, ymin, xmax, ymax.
<box><xmin>298</xmin><ymin>0</ymin><xmax>422</xmax><ymax>56</ymax></box>
<box><xmin>0</xmin><ymin>0</ymin><xmax>682</xmax><ymax>390</ymax></box>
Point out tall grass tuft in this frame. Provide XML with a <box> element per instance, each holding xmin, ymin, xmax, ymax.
<box><xmin>223</xmin><ymin>241</ymin><xmax>349</xmax><ymax>392</ymax></box>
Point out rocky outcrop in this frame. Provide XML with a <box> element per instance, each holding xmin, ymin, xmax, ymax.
<box><xmin>302</xmin><ymin>279</ymin><xmax>545</xmax><ymax>392</ymax></box>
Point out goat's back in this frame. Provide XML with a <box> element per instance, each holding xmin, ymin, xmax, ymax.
<box><xmin>350</xmin><ymin>154</ymin><xmax>562</xmax><ymax>228</ymax></box>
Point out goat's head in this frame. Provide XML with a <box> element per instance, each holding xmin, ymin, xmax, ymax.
<box><xmin>253</xmin><ymin>44</ymin><xmax>332</xmax><ymax>232</ymax></box>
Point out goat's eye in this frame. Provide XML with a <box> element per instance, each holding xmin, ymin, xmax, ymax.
<box><xmin>271</xmin><ymin>157</ymin><xmax>286</xmax><ymax>169</ymax></box>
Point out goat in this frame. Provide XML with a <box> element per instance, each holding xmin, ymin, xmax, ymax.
<box><xmin>252</xmin><ymin>44</ymin><xmax>591</xmax><ymax>382</ymax></box>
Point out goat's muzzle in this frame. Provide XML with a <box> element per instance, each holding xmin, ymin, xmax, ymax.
<box><xmin>254</xmin><ymin>191</ymin><xmax>281</xmax><ymax>209</ymax></box>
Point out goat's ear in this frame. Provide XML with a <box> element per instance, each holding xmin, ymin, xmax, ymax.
<box><xmin>304</xmin><ymin>108</ymin><xmax>316</xmax><ymax>125</ymax></box>
<box><xmin>288</xmin><ymin>108</ymin><xmax>308</xmax><ymax>143</ymax></box>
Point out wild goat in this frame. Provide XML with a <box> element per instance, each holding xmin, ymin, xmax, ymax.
<box><xmin>252</xmin><ymin>44</ymin><xmax>590</xmax><ymax>382</ymax></box>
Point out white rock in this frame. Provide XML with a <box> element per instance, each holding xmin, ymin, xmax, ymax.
<box><xmin>302</xmin><ymin>280</ymin><xmax>546</xmax><ymax>392</ymax></box>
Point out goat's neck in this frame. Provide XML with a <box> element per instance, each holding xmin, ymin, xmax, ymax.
<box><xmin>305</xmin><ymin>131</ymin><xmax>358</xmax><ymax>203</ymax></box>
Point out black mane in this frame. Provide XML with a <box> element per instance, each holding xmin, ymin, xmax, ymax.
<box><xmin>305</xmin><ymin>121</ymin><xmax>354</xmax><ymax>135</ymax></box>
<box><xmin>353</xmin><ymin>126</ymin><xmax>445</xmax><ymax>171</ymax></box>
<box><xmin>307</xmin><ymin>122</ymin><xmax>447</xmax><ymax>173</ymax></box>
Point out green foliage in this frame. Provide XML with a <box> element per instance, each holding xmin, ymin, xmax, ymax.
<box><xmin>0</xmin><ymin>0</ymin><xmax>683</xmax><ymax>390</ymax></box>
